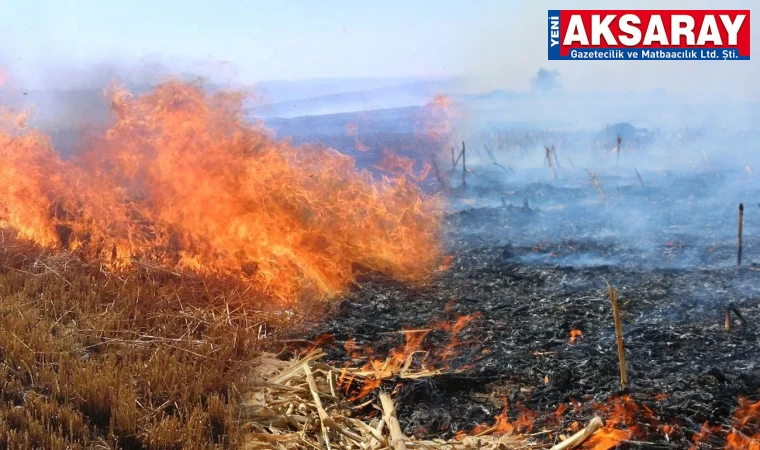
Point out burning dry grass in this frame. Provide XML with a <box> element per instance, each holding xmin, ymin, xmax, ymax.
<box><xmin>0</xmin><ymin>79</ymin><xmax>442</xmax><ymax>304</ymax></box>
<box><xmin>2</xmin><ymin>241</ymin><xmax>757</xmax><ymax>449</ymax></box>
<box><xmin>0</xmin><ymin>238</ymin><xmax>286</xmax><ymax>449</ymax></box>
<box><xmin>0</xmin><ymin>241</ymin><xmax>568</xmax><ymax>450</ymax></box>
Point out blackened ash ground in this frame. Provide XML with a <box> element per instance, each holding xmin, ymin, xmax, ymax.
<box><xmin>301</xmin><ymin>171</ymin><xmax>760</xmax><ymax>448</ymax></box>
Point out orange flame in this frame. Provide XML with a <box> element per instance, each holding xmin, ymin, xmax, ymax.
<box><xmin>422</xmin><ymin>95</ymin><xmax>457</xmax><ymax>144</ymax></box>
<box><xmin>583</xmin><ymin>395</ymin><xmax>644</xmax><ymax>449</ymax></box>
<box><xmin>438</xmin><ymin>255</ymin><xmax>455</xmax><ymax>272</ymax></box>
<box><xmin>458</xmin><ymin>392</ymin><xmax>690</xmax><ymax>445</ymax></box>
<box><xmin>0</xmin><ymin>80</ymin><xmax>443</xmax><ymax>302</ymax></box>
<box><xmin>682</xmin><ymin>398</ymin><xmax>760</xmax><ymax>449</ymax></box>
<box><xmin>583</xmin><ymin>428</ymin><xmax>632</xmax><ymax>450</ymax></box>
<box><xmin>467</xmin><ymin>398</ymin><xmax>537</xmax><ymax>437</ymax></box>
<box><xmin>374</xmin><ymin>149</ymin><xmax>431</xmax><ymax>182</ymax></box>
<box><xmin>690</xmin><ymin>421</ymin><xmax>723</xmax><ymax>449</ymax></box>
<box><xmin>493</xmin><ymin>399</ymin><xmax>515</xmax><ymax>435</ymax></box>
<box><xmin>339</xmin><ymin>312</ymin><xmax>481</xmax><ymax>400</ymax></box>
<box><xmin>555</xmin><ymin>403</ymin><xmax>569</xmax><ymax>422</ymax></box>
<box><xmin>569</xmin><ymin>328</ymin><xmax>583</xmax><ymax>344</ymax></box>
<box><xmin>420</xmin><ymin>94</ymin><xmax>462</xmax><ymax>162</ymax></box>
<box><xmin>726</xmin><ymin>398</ymin><xmax>760</xmax><ymax>449</ymax></box>
<box><xmin>345</xmin><ymin>122</ymin><xmax>370</xmax><ymax>152</ymax></box>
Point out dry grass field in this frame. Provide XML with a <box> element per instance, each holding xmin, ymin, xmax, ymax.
<box><xmin>0</xmin><ymin>235</ymin><xmax>294</xmax><ymax>449</ymax></box>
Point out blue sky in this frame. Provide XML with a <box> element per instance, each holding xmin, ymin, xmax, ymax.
<box><xmin>2</xmin><ymin>0</ymin><xmax>512</xmax><ymax>84</ymax></box>
<box><xmin>1</xmin><ymin>0</ymin><xmax>757</xmax><ymax>96</ymax></box>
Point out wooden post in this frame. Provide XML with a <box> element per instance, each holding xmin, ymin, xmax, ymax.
<box><xmin>589</xmin><ymin>171</ymin><xmax>607</xmax><ymax>202</ymax></box>
<box><xmin>461</xmin><ymin>141</ymin><xmax>467</xmax><ymax>192</ymax></box>
<box><xmin>451</xmin><ymin>146</ymin><xmax>463</xmax><ymax>173</ymax></box>
<box><xmin>606</xmin><ymin>281</ymin><xmax>628</xmax><ymax>390</ymax></box>
<box><xmin>635</xmin><ymin>168</ymin><xmax>644</xmax><ymax>187</ymax></box>
<box><xmin>725</xmin><ymin>309</ymin><xmax>731</xmax><ymax>332</ymax></box>
<box><xmin>430</xmin><ymin>156</ymin><xmax>452</xmax><ymax>194</ymax></box>
<box><xmin>546</xmin><ymin>146</ymin><xmax>556</xmax><ymax>180</ymax></box>
<box><xmin>729</xmin><ymin>303</ymin><xmax>748</xmax><ymax>326</ymax></box>
<box><xmin>738</xmin><ymin>203</ymin><xmax>744</xmax><ymax>267</ymax></box>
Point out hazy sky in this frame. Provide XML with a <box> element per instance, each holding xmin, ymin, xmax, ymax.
<box><xmin>1</xmin><ymin>0</ymin><xmax>757</xmax><ymax>96</ymax></box>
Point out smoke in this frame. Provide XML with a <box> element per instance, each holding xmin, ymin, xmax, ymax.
<box><xmin>0</xmin><ymin>56</ymin><xmax>255</xmax><ymax>155</ymax></box>
<box><xmin>530</xmin><ymin>69</ymin><xmax>562</xmax><ymax>94</ymax></box>
<box><xmin>444</xmin><ymin>84</ymin><xmax>760</xmax><ymax>272</ymax></box>
<box><xmin>439</xmin><ymin>0</ymin><xmax>760</xmax><ymax>272</ymax></box>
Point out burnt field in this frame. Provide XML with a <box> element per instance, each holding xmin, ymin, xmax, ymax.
<box><xmin>301</xmin><ymin>167</ymin><xmax>760</xmax><ymax>448</ymax></box>
<box><xmin>4</xmin><ymin>77</ymin><xmax>760</xmax><ymax>447</ymax></box>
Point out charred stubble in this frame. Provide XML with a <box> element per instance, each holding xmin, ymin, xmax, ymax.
<box><xmin>302</xmin><ymin>177</ymin><xmax>760</xmax><ymax>448</ymax></box>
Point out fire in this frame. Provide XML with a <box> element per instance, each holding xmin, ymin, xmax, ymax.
<box><xmin>423</xmin><ymin>95</ymin><xmax>455</xmax><ymax>143</ymax></box>
<box><xmin>0</xmin><ymin>79</ymin><xmax>443</xmax><ymax>302</ymax></box>
<box><xmin>726</xmin><ymin>398</ymin><xmax>760</xmax><ymax>449</ymax></box>
<box><xmin>420</xmin><ymin>94</ymin><xmax>462</xmax><ymax>162</ymax></box>
<box><xmin>569</xmin><ymin>328</ymin><xmax>583</xmax><ymax>344</ymax></box>
<box><xmin>583</xmin><ymin>428</ymin><xmax>632</xmax><ymax>450</ymax></box>
<box><xmin>679</xmin><ymin>397</ymin><xmax>760</xmax><ymax>449</ymax></box>
<box><xmin>339</xmin><ymin>312</ymin><xmax>482</xmax><ymax>400</ymax></box>
<box><xmin>583</xmin><ymin>396</ymin><xmax>642</xmax><ymax>449</ymax></box>
<box><xmin>456</xmin><ymin>397</ymin><xmax>539</xmax><ymax>440</ymax></box>
<box><xmin>493</xmin><ymin>400</ymin><xmax>515</xmax><ymax>435</ymax></box>
<box><xmin>438</xmin><ymin>255</ymin><xmax>455</xmax><ymax>272</ymax></box>
<box><xmin>374</xmin><ymin>149</ymin><xmax>431</xmax><ymax>182</ymax></box>
<box><xmin>467</xmin><ymin>398</ymin><xmax>537</xmax><ymax>437</ymax></box>
<box><xmin>345</xmin><ymin>122</ymin><xmax>370</xmax><ymax>152</ymax></box>
<box><xmin>691</xmin><ymin>422</ymin><xmax>723</xmax><ymax>448</ymax></box>
<box><xmin>555</xmin><ymin>403</ymin><xmax>569</xmax><ymax>422</ymax></box>
<box><xmin>457</xmin><ymin>392</ymin><xmax>690</xmax><ymax>445</ymax></box>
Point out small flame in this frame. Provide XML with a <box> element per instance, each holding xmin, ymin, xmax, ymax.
<box><xmin>726</xmin><ymin>398</ymin><xmax>760</xmax><ymax>449</ymax></box>
<box><xmin>345</xmin><ymin>122</ymin><xmax>370</xmax><ymax>152</ymax></box>
<box><xmin>420</xmin><ymin>94</ymin><xmax>463</xmax><ymax>163</ymax></box>
<box><xmin>339</xmin><ymin>312</ymin><xmax>482</xmax><ymax>400</ymax></box>
<box><xmin>584</xmin><ymin>395</ymin><xmax>645</xmax><ymax>449</ymax></box>
<box><xmin>690</xmin><ymin>422</ymin><xmax>723</xmax><ymax>448</ymax></box>
<box><xmin>423</xmin><ymin>95</ymin><xmax>455</xmax><ymax>143</ymax></box>
<box><xmin>467</xmin><ymin>398</ymin><xmax>537</xmax><ymax>437</ymax></box>
<box><xmin>569</xmin><ymin>328</ymin><xmax>583</xmax><ymax>344</ymax></box>
<box><xmin>455</xmin><ymin>392</ymin><xmax>690</xmax><ymax>445</ymax></box>
<box><xmin>584</xmin><ymin>428</ymin><xmax>632</xmax><ymax>450</ymax></box>
<box><xmin>438</xmin><ymin>255</ymin><xmax>455</xmax><ymax>272</ymax></box>
<box><xmin>374</xmin><ymin>149</ymin><xmax>430</xmax><ymax>182</ymax></box>
<box><xmin>555</xmin><ymin>403</ymin><xmax>569</xmax><ymax>422</ymax></box>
